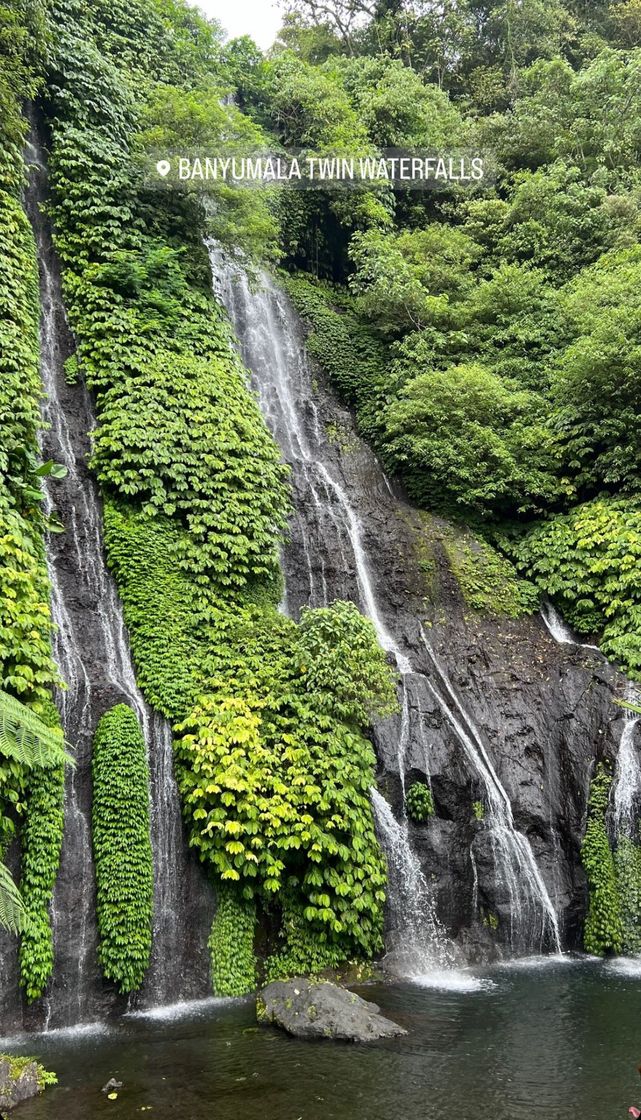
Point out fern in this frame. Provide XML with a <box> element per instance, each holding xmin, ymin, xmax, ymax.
<box><xmin>0</xmin><ymin>861</ymin><xmax>25</xmax><ymax>934</ymax></box>
<box><xmin>0</xmin><ymin>691</ymin><xmax>72</xmax><ymax>770</ymax></box>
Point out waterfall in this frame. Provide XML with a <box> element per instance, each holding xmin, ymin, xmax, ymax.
<box><xmin>611</xmin><ymin>690</ymin><xmax>641</xmax><ymax>841</ymax></box>
<box><xmin>209</xmin><ymin>246</ymin><xmax>561</xmax><ymax>961</ymax></box>
<box><xmin>370</xmin><ymin>789</ymin><xmax>456</xmax><ymax>977</ymax></box>
<box><xmin>541</xmin><ymin>599</ymin><xmax>600</xmax><ymax>653</ymax></box>
<box><xmin>420</xmin><ymin>635</ymin><xmax>561</xmax><ymax>954</ymax></box>
<box><xmin>540</xmin><ymin>600</ymin><xmax>576</xmax><ymax>645</ymax></box>
<box><xmin>23</xmin><ymin>124</ymin><xmax>211</xmax><ymax>1029</ymax></box>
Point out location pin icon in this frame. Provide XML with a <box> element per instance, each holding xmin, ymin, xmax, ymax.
<box><xmin>156</xmin><ymin>159</ymin><xmax>171</xmax><ymax>178</ymax></box>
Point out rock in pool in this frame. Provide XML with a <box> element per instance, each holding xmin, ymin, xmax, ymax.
<box><xmin>257</xmin><ymin>978</ymin><xmax>407</xmax><ymax>1042</ymax></box>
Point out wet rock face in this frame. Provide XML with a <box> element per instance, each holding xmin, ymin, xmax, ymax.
<box><xmin>258</xmin><ymin>979</ymin><xmax>407</xmax><ymax>1042</ymax></box>
<box><xmin>372</xmin><ymin>571</ymin><xmax>623</xmax><ymax>956</ymax></box>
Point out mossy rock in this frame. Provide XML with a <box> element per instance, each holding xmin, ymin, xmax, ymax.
<box><xmin>257</xmin><ymin>978</ymin><xmax>407</xmax><ymax>1042</ymax></box>
<box><xmin>0</xmin><ymin>1055</ymin><xmax>56</xmax><ymax>1112</ymax></box>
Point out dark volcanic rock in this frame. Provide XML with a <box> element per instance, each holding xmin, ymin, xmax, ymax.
<box><xmin>258</xmin><ymin>979</ymin><xmax>407</xmax><ymax>1042</ymax></box>
<box><xmin>0</xmin><ymin>1057</ymin><xmax>42</xmax><ymax>1112</ymax></box>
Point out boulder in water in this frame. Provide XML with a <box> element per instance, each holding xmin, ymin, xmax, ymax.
<box><xmin>257</xmin><ymin>978</ymin><xmax>407</xmax><ymax>1042</ymax></box>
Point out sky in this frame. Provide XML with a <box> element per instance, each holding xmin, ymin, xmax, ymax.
<box><xmin>188</xmin><ymin>0</ymin><xmax>284</xmax><ymax>49</ymax></box>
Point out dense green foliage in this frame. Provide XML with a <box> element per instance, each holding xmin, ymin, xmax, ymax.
<box><xmin>264</xmin><ymin>896</ymin><xmax>346</xmax><ymax>981</ymax></box>
<box><xmin>405</xmin><ymin>781</ymin><xmax>434</xmax><ymax>823</ymax></box>
<box><xmin>208</xmin><ymin>888</ymin><xmax>257</xmax><ymax>996</ymax></box>
<box><xmin>615</xmin><ymin>835</ymin><xmax>641</xmax><ymax>955</ymax></box>
<box><xmin>511</xmin><ymin>502</ymin><xmax>641</xmax><ymax>677</ymax></box>
<box><xmin>38</xmin><ymin>0</ymin><xmax>398</xmax><ymax>993</ymax></box>
<box><xmin>0</xmin><ymin>0</ymin><xmax>65</xmax><ymax>995</ymax></box>
<box><xmin>92</xmin><ymin>705</ymin><xmax>153</xmax><ymax>993</ymax></box>
<box><xmin>581</xmin><ymin>764</ymin><xmax>623</xmax><ymax>956</ymax></box>
<box><xmin>238</xmin><ymin>1</ymin><xmax>641</xmax><ymax>667</ymax></box>
<box><xmin>176</xmin><ymin>604</ymin><xmax>393</xmax><ymax>965</ymax></box>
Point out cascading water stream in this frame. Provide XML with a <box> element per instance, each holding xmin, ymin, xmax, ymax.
<box><xmin>370</xmin><ymin>789</ymin><xmax>456</xmax><ymax>975</ymax></box>
<box><xmin>541</xmin><ymin>599</ymin><xmax>600</xmax><ymax>653</ymax></box>
<box><xmin>610</xmin><ymin>688</ymin><xmax>641</xmax><ymax>841</ymax></box>
<box><xmin>23</xmin><ymin>125</ymin><xmax>210</xmax><ymax>1029</ymax></box>
<box><xmin>420</xmin><ymin>633</ymin><xmax>561</xmax><ymax>954</ymax></box>
<box><xmin>209</xmin><ymin>245</ymin><xmax>561</xmax><ymax>962</ymax></box>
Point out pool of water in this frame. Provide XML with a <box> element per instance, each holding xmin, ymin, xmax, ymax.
<box><xmin>5</xmin><ymin>957</ymin><xmax>641</xmax><ymax>1120</ymax></box>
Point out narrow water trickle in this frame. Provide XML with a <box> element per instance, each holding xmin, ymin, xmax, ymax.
<box><xmin>541</xmin><ymin>599</ymin><xmax>601</xmax><ymax>653</ymax></box>
<box><xmin>209</xmin><ymin>245</ymin><xmax>562</xmax><ymax>964</ymax></box>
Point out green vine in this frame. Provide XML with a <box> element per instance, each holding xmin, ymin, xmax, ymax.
<box><xmin>615</xmin><ymin>835</ymin><xmax>641</xmax><ymax>955</ymax></box>
<box><xmin>209</xmin><ymin>887</ymin><xmax>256</xmax><ymax>997</ymax></box>
<box><xmin>264</xmin><ymin>897</ymin><xmax>346</xmax><ymax>982</ymax></box>
<box><xmin>580</xmin><ymin>763</ymin><xmax>623</xmax><ymax>956</ymax></box>
<box><xmin>18</xmin><ymin>699</ymin><xmax>64</xmax><ymax>1002</ymax></box>
<box><xmin>92</xmin><ymin>705</ymin><xmax>153</xmax><ymax>993</ymax></box>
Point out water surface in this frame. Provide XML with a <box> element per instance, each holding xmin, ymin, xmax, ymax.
<box><xmin>7</xmin><ymin>960</ymin><xmax>640</xmax><ymax>1120</ymax></box>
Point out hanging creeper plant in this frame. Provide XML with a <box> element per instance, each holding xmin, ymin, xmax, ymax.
<box><xmin>92</xmin><ymin>705</ymin><xmax>153</xmax><ymax>993</ymax></box>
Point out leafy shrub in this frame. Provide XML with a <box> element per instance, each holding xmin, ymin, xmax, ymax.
<box><xmin>405</xmin><ymin>782</ymin><xmax>434</xmax><ymax>823</ymax></box>
<box><xmin>381</xmin><ymin>363</ymin><xmax>560</xmax><ymax>518</ymax></box>
<box><xmin>512</xmin><ymin>499</ymin><xmax>641</xmax><ymax>677</ymax></box>
<box><xmin>92</xmin><ymin>705</ymin><xmax>153</xmax><ymax>993</ymax></box>
<box><xmin>552</xmin><ymin>248</ymin><xmax>641</xmax><ymax>495</ymax></box>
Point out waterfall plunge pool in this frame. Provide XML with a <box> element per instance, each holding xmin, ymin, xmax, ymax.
<box><xmin>5</xmin><ymin>958</ymin><xmax>640</xmax><ymax>1120</ymax></box>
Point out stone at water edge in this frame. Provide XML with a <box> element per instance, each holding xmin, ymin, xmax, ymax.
<box><xmin>0</xmin><ymin>1056</ymin><xmax>51</xmax><ymax>1112</ymax></box>
<box><xmin>257</xmin><ymin>978</ymin><xmax>407</xmax><ymax>1041</ymax></box>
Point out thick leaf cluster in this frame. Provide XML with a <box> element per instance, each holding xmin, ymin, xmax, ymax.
<box><xmin>92</xmin><ymin>705</ymin><xmax>153</xmax><ymax>993</ymax></box>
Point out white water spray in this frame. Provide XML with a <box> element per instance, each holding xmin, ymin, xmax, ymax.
<box><xmin>370</xmin><ymin>789</ymin><xmax>458</xmax><ymax>976</ymax></box>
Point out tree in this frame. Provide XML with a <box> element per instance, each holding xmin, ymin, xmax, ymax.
<box><xmin>279</xmin><ymin>0</ymin><xmax>378</xmax><ymax>52</ymax></box>
<box><xmin>552</xmin><ymin>247</ymin><xmax>641</xmax><ymax>493</ymax></box>
<box><xmin>349</xmin><ymin>224</ymin><xmax>479</xmax><ymax>335</ymax></box>
<box><xmin>380</xmin><ymin>362</ymin><xmax>560</xmax><ymax>516</ymax></box>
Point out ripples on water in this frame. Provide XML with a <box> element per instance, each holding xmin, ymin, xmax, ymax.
<box><xmin>5</xmin><ymin>960</ymin><xmax>640</xmax><ymax>1120</ymax></box>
